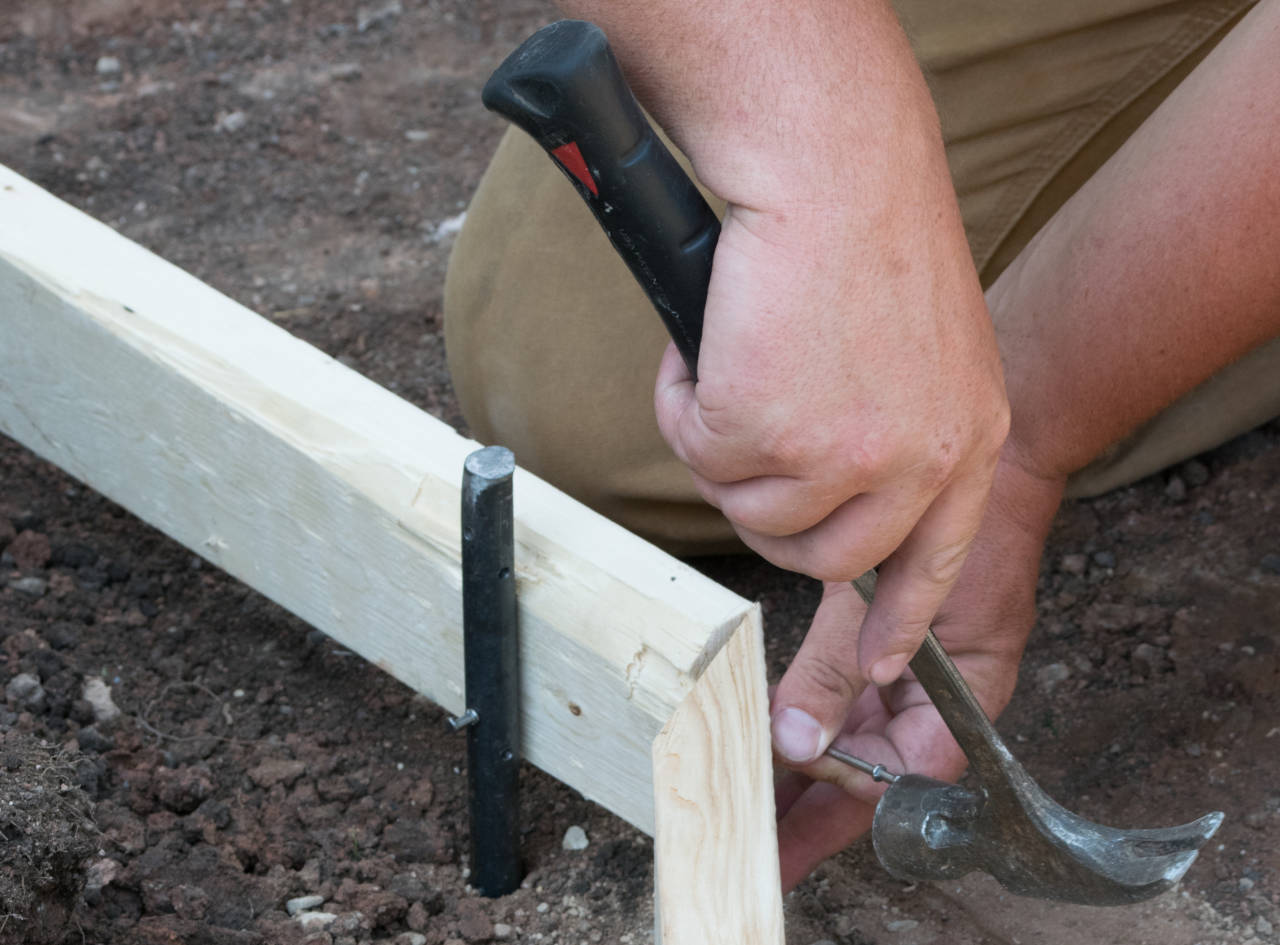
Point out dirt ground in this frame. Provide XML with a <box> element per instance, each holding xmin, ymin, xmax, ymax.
<box><xmin>1</xmin><ymin>1</ymin><xmax>1277</xmax><ymax>943</ymax></box>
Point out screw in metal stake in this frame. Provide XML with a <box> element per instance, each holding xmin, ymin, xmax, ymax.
<box><xmin>456</xmin><ymin>445</ymin><xmax>522</xmax><ymax>897</ymax></box>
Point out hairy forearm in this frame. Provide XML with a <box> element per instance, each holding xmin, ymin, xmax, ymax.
<box><xmin>552</xmin><ymin>0</ymin><xmax>942</xmax><ymax>211</ymax></box>
<box><xmin>992</xmin><ymin>0</ymin><xmax>1280</xmax><ymax>479</ymax></box>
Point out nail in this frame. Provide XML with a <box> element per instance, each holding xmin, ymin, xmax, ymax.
<box><xmin>869</xmin><ymin>654</ymin><xmax>909</xmax><ymax>687</ymax></box>
<box><xmin>771</xmin><ymin>707</ymin><xmax>823</xmax><ymax>763</ymax></box>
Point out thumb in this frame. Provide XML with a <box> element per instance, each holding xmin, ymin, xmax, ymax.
<box><xmin>770</xmin><ymin>581</ymin><xmax>870</xmax><ymax>765</ymax></box>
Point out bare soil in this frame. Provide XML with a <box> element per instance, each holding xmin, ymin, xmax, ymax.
<box><xmin>0</xmin><ymin>2</ymin><xmax>1277</xmax><ymax>944</ymax></box>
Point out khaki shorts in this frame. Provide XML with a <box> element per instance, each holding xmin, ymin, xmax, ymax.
<box><xmin>445</xmin><ymin>0</ymin><xmax>1279</xmax><ymax>553</ymax></box>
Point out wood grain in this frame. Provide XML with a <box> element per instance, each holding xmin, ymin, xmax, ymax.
<box><xmin>653</xmin><ymin>606</ymin><xmax>785</xmax><ymax>945</ymax></box>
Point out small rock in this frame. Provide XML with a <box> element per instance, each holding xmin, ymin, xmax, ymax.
<box><xmin>396</xmin><ymin>935</ymin><xmax>427</xmax><ymax>945</ymax></box>
<box><xmin>45</xmin><ymin>623</ymin><xmax>80</xmax><ymax>650</ymax></box>
<box><xmin>884</xmin><ymin>919</ymin><xmax>919</xmax><ymax>933</ymax></box>
<box><xmin>429</xmin><ymin>212</ymin><xmax>467</xmax><ymax>243</ymax></box>
<box><xmin>1164</xmin><ymin>475</ymin><xmax>1188</xmax><ymax>502</ymax></box>
<box><xmin>1132</xmin><ymin>643</ymin><xmax>1162</xmax><ymax>667</ymax></box>
<box><xmin>382</xmin><ymin>816</ymin><xmax>442</xmax><ymax>862</ymax></box>
<box><xmin>288</xmin><ymin>895</ymin><xmax>325</xmax><ymax>916</ymax></box>
<box><xmin>1058</xmin><ymin>553</ymin><xmax>1088</xmax><ymax>576</ymax></box>
<box><xmin>83</xmin><ymin>857</ymin><xmax>122</xmax><ymax>905</ymax></box>
<box><xmin>155</xmin><ymin>766</ymin><xmax>213</xmax><ymax>813</ymax></box>
<box><xmin>388</xmin><ymin>872</ymin><xmax>427</xmax><ymax>902</ymax></box>
<box><xmin>332</xmin><ymin>911</ymin><xmax>366</xmax><ymax>934</ymax></box>
<box><xmin>215</xmin><ymin>110</ymin><xmax>248</xmax><ymax>133</ymax></box>
<box><xmin>1092</xmin><ymin>550</ymin><xmax>1116</xmax><ymax>569</ymax></box>
<box><xmin>76</xmin><ymin>566</ymin><xmax>108</xmax><ymax>591</ymax></box>
<box><xmin>76</xmin><ymin>725</ymin><xmax>115</xmax><ymax>753</ymax></box>
<box><xmin>1186</xmin><ymin>743</ymin><xmax>1203</xmax><ymax>758</ymax></box>
<box><xmin>404</xmin><ymin>129</ymin><xmax>431</xmax><ymax>142</ymax></box>
<box><xmin>6</xmin><ymin>673</ymin><xmax>45</xmax><ymax>708</ymax></box>
<box><xmin>1182</xmin><ymin>459</ymin><xmax>1210</xmax><ymax>487</ymax></box>
<box><xmin>295</xmin><ymin>911</ymin><xmax>338</xmax><ymax>931</ymax></box>
<box><xmin>96</xmin><ymin>56</ymin><xmax>122</xmax><ymax>74</ymax></box>
<box><xmin>1244</xmin><ymin>810</ymin><xmax>1268</xmax><ymax>830</ymax></box>
<box><xmin>327</xmin><ymin>62</ymin><xmax>363</xmax><ymax>81</ymax></box>
<box><xmin>562</xmin><ymin>825</ymin><xmax>589</xmax><ymax>851</ymax></box>
<box><xmin>1260</xmin><ymin>553</ymin><xmax>1280</xmax><ymax>575</ymax></box>
<box><xmin>357</xmin><ymin>0</ymin><xmax>402</xmax><ymax>31</ymax></box>
<box><xmin>9</xmin><ymin>576</ymin><xmax>48</xmax><ymax>597</ymax></box>
<box><xmin>1036</xmin><ymin>662</ymin><xmax>1071</xmax><ymax>692</ymax></box>
<box><xmin>1257</xmin><ymin>916</ymin><xmax>1274</xmax><ymax>937</ymax></box>
<box><xmin>456</xmin><ymin>899</ymin><xmax>493</xmax><ymax>940</ymax></box>
<box><xmin>249</xmin><ymin>758</ymin><xmax>308</xmax><ymax>789</ymax></box>
<box><xmin>7</xmin><ymin>529</ymin><xmax>51</xmax><ymax>569</ymax></box>
<box><xmin>406</xmin><ymin>901</ymin><xmax>429</xmax><ymax>931</ymax></box>
<box><xmin>493</xmin><ymin>923</ymin><xmax>513</xmax><ymax>940</ymax></box>
<box><xmin>347</xmin><ymin>888</ymin><xmax>407</xmax><ymax>926</ymax></box>
<box><xmin>171</xmin><ymin>883</ymin><xmax>211</xmax><ymax>920</ymax></box>
<box><xmin>82</xmin><ymin>677</ymin><xmax>121</xmax><ymax>722</ymax></box>
<box><xmin>53</xmin><ymin>542</ymin><xmax>95</xmax><ymax>568</ymax></box>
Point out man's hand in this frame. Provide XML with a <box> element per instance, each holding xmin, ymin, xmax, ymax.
<box><xmin>655</xmin><ymin>178</ymin><xmax>1009</xmax><ymax>764</ymax></box>
<box><xmin>772</xmin><ymin>451</ymin><xmax>1066</xmax><ymax>889</ymax></box>
<box><xmin>603</xmin><ymin>0</ymin><xmax>1009</xmax><ymax>769</ymax></box>
<box><xmin>554</xmin><ymin>2</ymin><xmax>1009</xmax><ymax>762</ymax></box>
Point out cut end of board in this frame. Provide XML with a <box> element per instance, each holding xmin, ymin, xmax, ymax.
<box><xmin>651</xmin><ymin>605</ymin><xmax>784</xmax><ymax>945</ymax></box>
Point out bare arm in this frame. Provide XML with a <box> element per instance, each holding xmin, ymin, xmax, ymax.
<box><xmin>993</xmin><ymin>0</ymin><xmax>1280</xmax><ymax>480</ymax></box>
<box><xmin>554</xmin><ymin>1</ymin><xmax>942</xmax><ymax>211</ymax></box>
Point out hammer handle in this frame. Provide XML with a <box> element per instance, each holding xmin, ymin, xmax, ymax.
<box><xmin>482</xmin><ymin>19</ymin><xmax>716</xmax><ymax>379</ymax></box>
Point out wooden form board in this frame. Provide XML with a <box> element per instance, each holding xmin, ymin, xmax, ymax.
<box><xmin>0</xmin><ymin>165</ymin><xmax>784</xmax><ymax>942</ymax></box>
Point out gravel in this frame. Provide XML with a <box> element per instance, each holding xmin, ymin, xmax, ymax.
<box><xmin>562</xmin><ymin>825</ymin><xmax>589</xmax><ymax>851</ymax></box>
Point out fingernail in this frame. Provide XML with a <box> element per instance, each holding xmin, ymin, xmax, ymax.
<box><xmin>869</xmin><ymin>654</ymin><xmax>909</xmax><ymax>687</ymax></box>
<box><xmin>771</xmin><ymin>707</ymin><xmax>823</xmax><ymax>763</ymax></box>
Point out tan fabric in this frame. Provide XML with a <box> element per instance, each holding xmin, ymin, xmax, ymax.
<box><xmin>445</xmin><ymin>0</ymin><xmax>1268</xmax><ymax>551</ymax></box>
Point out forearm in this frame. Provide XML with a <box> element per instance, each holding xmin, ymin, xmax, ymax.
<box><xmin>992</xmin><ymin>0</ymin><xmax>1280</xmax><ymax>479</ymax></box>
<box><xmin>552</xmin><ymin>0</ymin><xmax>945</xmax><ymax>212</ymax></box>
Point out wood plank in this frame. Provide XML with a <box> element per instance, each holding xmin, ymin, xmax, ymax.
<box><xmin>653</xmin><ymin>606</ymin><xmax>785</xmax><ymax>945</ymax></box>
<box><xmin>0</xmin><ymin>164</ymin><xmax>755</xmax><ymax>835</ymax></box>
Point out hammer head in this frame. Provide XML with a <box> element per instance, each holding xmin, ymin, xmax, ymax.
<box><xmin>871</xmin><ymin>773</ymin><xmax>1224</xmax><ymax>905</ymax></box>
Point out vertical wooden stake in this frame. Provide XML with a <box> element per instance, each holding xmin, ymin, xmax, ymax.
<box><xmin>652</xmin><ymin>605</ymin><xmax>784</xmax><ymax>944</ymax></box>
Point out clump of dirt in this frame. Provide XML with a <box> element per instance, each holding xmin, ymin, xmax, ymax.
<box><xmin>0</xmin><ymin>733</ymin><xmax>97</xmax><ymax>945</ymax></box>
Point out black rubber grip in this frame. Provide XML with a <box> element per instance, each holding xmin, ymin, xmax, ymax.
<box><xmin>482</xmin><ymin>19</ymin><xmax>717</xmax><ymax>378</ymax></box>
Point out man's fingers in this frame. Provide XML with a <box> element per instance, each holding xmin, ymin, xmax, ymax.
<box><xmin>653</xmin><ymin>343</ymin><xmax>783</xmax><ymax>483</ymax></box>
<box><xmin>770</xmin><ymin>581</ymin><xmax>868</xmax><ymax>764</ymax></box>
<box><xmin>777</xmin><ymin>781</ymin><xmax>875</xmax><ymax>892</ymax></box>
<box><xmin>856</xmin><ymin>472</ymin><xmax>993</xmax><ymax>685</ymax></box>
<box><xmin>774</xmin><ymin>770</ymin><xmax>813</xmax><ymax>821</ymax></box>
<box><xmin>737</xmin><ymin>486</ymin><xmax>922</xmax><ymax>581</ymax></box>
<box><xmin>776</xmin><ymin>702</ymin><xmax>970</xmax><ymax>890</ymax></box>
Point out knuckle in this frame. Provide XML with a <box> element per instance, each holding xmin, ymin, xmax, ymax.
<box><xmin>845</xmin><ymin>430</ymin><xmax>894</xmax><ymax>483</ymax></box>
<box><xmin>755</xmin><ymin>422</ymin><xmax>812</xmax><ymax>473</ymax></box>
<box><xmin>917</xmin><ymin>451</ymin><xmax>956</xmax><ymax>493</ymax></box>
<box><xmin>790</xmin><ymin>655</ymin><xmax>860</xmax><ymax>707</ymax></box>
<box><xmin>912</xmin><ymin>534</ymin><xmax>972</xmax><ymax>590</ymax></box>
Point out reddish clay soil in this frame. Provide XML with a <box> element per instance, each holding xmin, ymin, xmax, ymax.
<box><xmin>1</xmin><ymin>2</ymin><xmax>1277</xmax><ymax>944</ymax></box>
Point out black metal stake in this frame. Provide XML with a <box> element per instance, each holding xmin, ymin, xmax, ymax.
<box><xmin>452</xmin><ymin>445</ymin><xmax>522</xmax><ymax>896</ymax></box>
